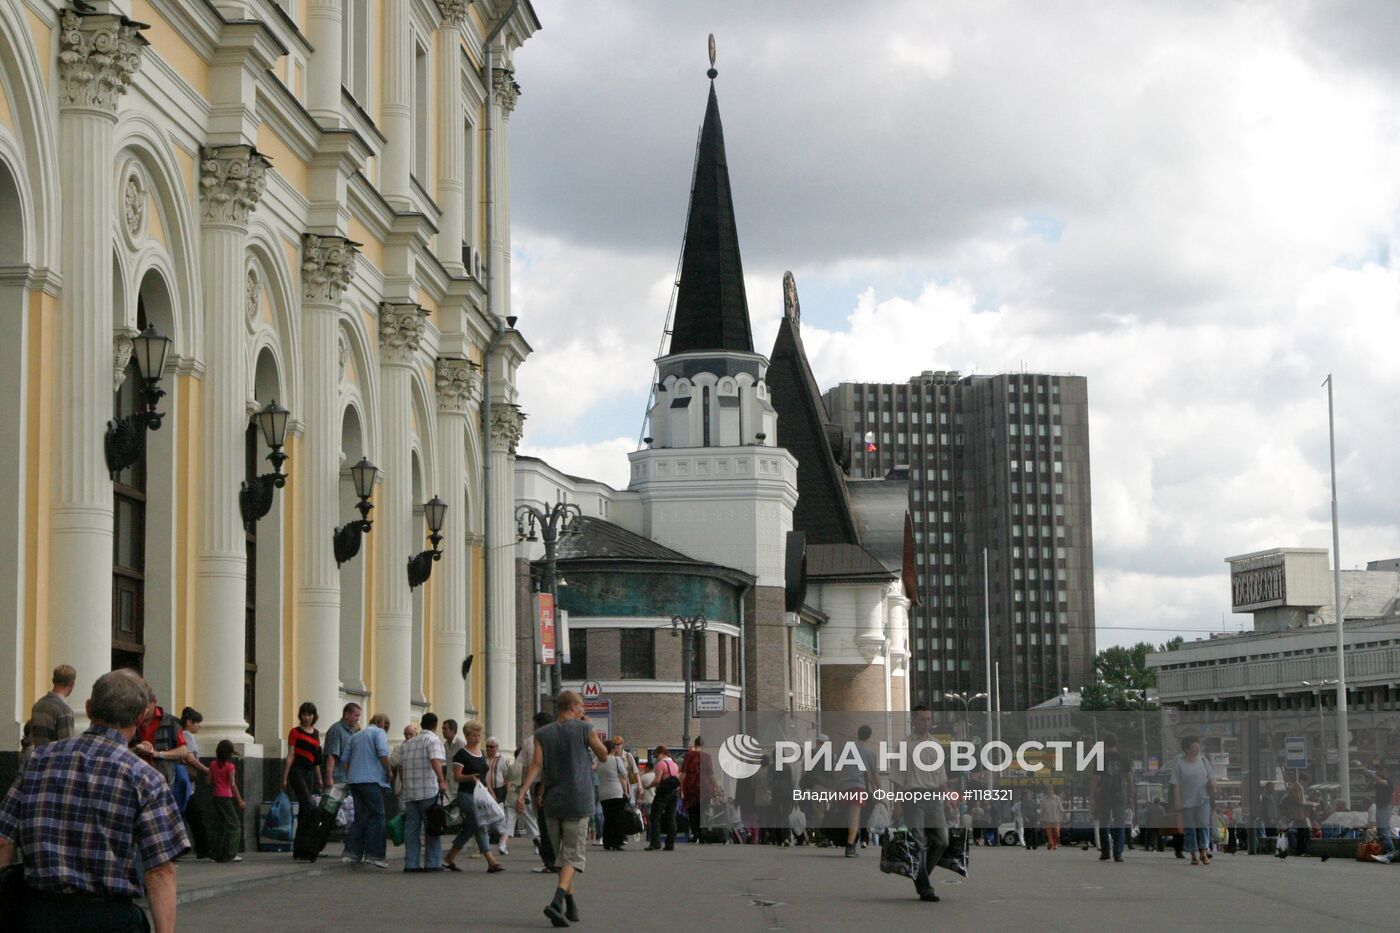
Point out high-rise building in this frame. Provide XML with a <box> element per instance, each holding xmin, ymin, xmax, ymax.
<box><xmin>824</xmin><ymin>370</ymin><xmax>1096</xmax><ymax>710</ymax></box>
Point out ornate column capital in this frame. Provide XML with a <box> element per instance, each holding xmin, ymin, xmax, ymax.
<box><xmin>301</xmin><ymin>234</ymin><xmax>359</xmax><ymax>305</ymax></box>
<box><xmin>489</xmin><ymin>403</ymin><xmax>524</xmax><ymax>454</ymax></box>
<box><xmin>57</xmin><ymin>9</ymin><xmax>146</xmax><ymax>112</ymax></box>
<box><xmin>379</xmin><ymin>302</ymin><xmax>427</xmax><ymax>365</ymax></box>
<box><xmin>492</xmin><ymin>67</ymin><xmax>520</xmax><ymax>113</ymax></box>
<box><xmin>200</xmin><ymin>146</ymin><xmax>270</xmax><ymax>225</ymax></box>
<box><xmin>435</xmin><ymin>357</ymin><xmax>481</xmax><ymax>414</ymax></box>
<box><xmin>437</xmin><ymin>0</ymin><xmax>471</xmax><ymax>28</ymax></box>
<box><xmin>112</xmin><ymin>325</ymin><xmax>138</xmax><ymax>392</ymax></box>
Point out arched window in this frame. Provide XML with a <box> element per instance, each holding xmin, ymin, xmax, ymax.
<box><xmin>112</xmin><ymin>302</ymin><xmax>148</xmax><ymax>673</ymax></box>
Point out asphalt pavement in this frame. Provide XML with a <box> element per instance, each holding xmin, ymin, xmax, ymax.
<box><xmin>176</xmin><ymin>839</ymin><xmax>1382</xmax><ymax>932</ymax></box>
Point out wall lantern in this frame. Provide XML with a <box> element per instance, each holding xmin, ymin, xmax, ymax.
<box><xmin>333</xmin><ymin>456</ymin><xmax>379</xmax><ymax>565</ymax></box>
<box><xmin>239</xmin><ymin>399</ymin><xmax>291</xmax><ymax>530</ymax></box>
<box><xmin>407</xmin><ymin>493</ymin><xmax>448</xmax><ymax>588</ymax></box>
<box><xmin>105</xmin><ymin>324</ymin><xmax>173</xmax><ymax>477</ymax></box>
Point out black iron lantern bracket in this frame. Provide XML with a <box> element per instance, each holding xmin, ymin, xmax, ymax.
<box><xmin>334</xmin><ymin>456</ymin><xmax>379</xmax><ymax>565</ymax></box>
<box><xmin>105</xmin><ymin>325</ymin><xmax>173</xmax><ymax>478</ymax></box>
<box><xmin>407</xmin><ymin>494</ymin><xmax>448</xmax><ymax>589</ymax></box>
<box><xmin>239</xmin><ymin>400</ymin><xmax>291</xmax><ymax>530</ymax></box>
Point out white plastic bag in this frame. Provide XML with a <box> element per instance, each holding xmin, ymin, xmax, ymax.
<box><xmin>336</xmin><ymin>791</ymin><xmax>356</xmax><ymax>828</ymax></box>
<box><xmin>473</xmin><ymin>779</ymin><xmax>506</xmax><ymax>828</ymax></box>
<box><xmin>788</xmin><ymin>805</ymin><xmax>807</xmax><ymax>836</ymax></box>
<box><xmin>868</xmin><ymin>801</ymin><xmax>892</xmax><ymax>835</ymax></box>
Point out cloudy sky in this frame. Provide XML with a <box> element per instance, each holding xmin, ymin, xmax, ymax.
<box><xmin>506</xmin><ymin>0</ymin><xmax>1400</xmax><ymax>650</ymax></box>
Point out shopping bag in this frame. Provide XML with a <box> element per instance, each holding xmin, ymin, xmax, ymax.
<box><xmin>425</xmin><ymin>794</ymin><xmax>449</xmax><ymax>836</ymax></box>
<box><xmin>171</xmin><ymin>764</ymin><xmax>193</xmax><ymax>813</ymax></box>
<box><xmin>879</xmin><ymin>829</ymin><xmax>924</xmax><ymax>878</ymax></box>
<box><xmin>319</xmin><ymin>784</ymin><xmax>347</xmax><ymax>817</ymax></box>
<box><xmin>441</xmin><ymin>795</ymin><xmax>466</xmax><ymax>836</ymax></box>
<box><xmin>264</xmin><ymin>792</ymin><xmax>293</xmax><ymax>841</ymax></box>
<box><xmin>788</xmin><ymin>805</ymin><xmax>807</xmax><ymax>836</ymax></box>
<box><xmin>867</xmin><ymin>802</ymin><xmax>892</xmax><ymax>835</ymax></box>
<box><xmin>336</xmin><ymin>791</ymin><xmax>356</xmax><ymax>828</ymax></box>
<box><xmin>938</xmin><ymin>827</ymin><xmax>970</xmax><ymax>877</ymax></box>
<box><xmin>387</xmin><ymin>811</ymin><xmax>406</xmax><ymax>847</ymax></box>
<box><xmin>473</xmin><ymin>779</ymin><xmax>506</xmax><ymax>828</ymax></box>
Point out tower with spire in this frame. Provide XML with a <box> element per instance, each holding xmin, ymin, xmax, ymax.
<box><xmin>628</xmin><ymin>42</ymin><xmax>799</xmax><ymax>713</ymax></box>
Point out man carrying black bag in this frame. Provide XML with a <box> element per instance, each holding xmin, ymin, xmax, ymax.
<box><xmin>892</xmin><ymin>705</ymin><xmax>948</xmax><ymax>903</ymax></box>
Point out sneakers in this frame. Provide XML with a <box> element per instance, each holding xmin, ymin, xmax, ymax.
<box><xmin>498</xmin><ymin>843</ymin><xmax>509</xmax><ymax>856</ymax></box>
<box><xmin>340</xmin><ymin>856</ymin><xmax>357</xmax><ymax>864</ymax></box>
<box><xmin>1371</xmin><ymin>854</ymin><xmax>1391</xmax><ymax>864</ymax></box>
<box><xmin>370</xmin><ymin>859</ymin><xmax>390</xmax><ymax>869</ymax></box>
<box><xmin>844</xmin><ymin>844</ymin><xmax>857</xmax><ymax>858</ymax></box>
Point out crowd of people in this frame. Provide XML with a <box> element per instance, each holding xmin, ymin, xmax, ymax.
<box><xmin>5</xmin><ymin>669</ymin><xmax>1398</xmax><ymax>929</ymax></box>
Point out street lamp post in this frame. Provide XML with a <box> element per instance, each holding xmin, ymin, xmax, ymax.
<box><xmin>672</xmin><ymin>613</ymin><xmax>708</xmax><ymax>750</ymax></box>
<box><xmin>1323</xmin><ymin>375</ymin><xmax>1351</xmax><ymax>806</ymax></box>
<box><xmin>1304</xmin><ymin>679</ymin><xmax>1339</xmax><ymax>785</ymax></box>
<box><xmin>516</xmin><ymin>501</ymin><xmax>583</xmax><ymax>700</ymax></box>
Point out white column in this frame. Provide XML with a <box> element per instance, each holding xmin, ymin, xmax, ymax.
<box><xmin>305</xmin><ymin>0</ymin><xmax>344</xmax><ymax>126</ymax></box>
<box><xmin>381</xmin><ymin>0</ymin><xmax>412</xmax><ymax>203</ymax></box>
<box><xmin>194</xmin><ymin>146</ymin><xmax>269</xmax><ymax>741</ymax></box>
<box><xmin>488</xmin><ymin>65</ymin><xmax>519</xmax><ymax>320</ymax></box>
<box><xmin>434</xmin><ymin>12</ymin><xmax>467</xmax><ymax>273</ymax></box>
<box><xmin>432</xmin><ymin>358</ymin><xmax>477</xmax><ymax>720</ymax></box>
<box><xmin>375</xmin><ymin>303</ymin><xmax>427</xmax><ymax>730</ymax></box>
<box><xmin>50</xmin><ymin>10</ymin><xmax>144</xmax><ymax>708</ymax></box>
<box><xmin>486</xmin><ymin>403</ymin><xmax>522</xmax><ymax>743</ymax></box>
<box><xmin>298</xmin><ymin>235</ymin><xmax>358</xmax><ymax>722</ymax></box>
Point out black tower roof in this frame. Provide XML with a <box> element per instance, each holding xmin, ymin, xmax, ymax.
<box><xmin>768</xmin><ymin>278</ymin><xmax>860</xmax><ymax>546</ymax></box>
<box><xmin>668</xmin><ymin>75</ymin><xmax>754</xmax><ymax>355</ymax></box>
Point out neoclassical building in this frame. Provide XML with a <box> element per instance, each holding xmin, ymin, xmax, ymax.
<box><xmin>0</xmin><ymin>0</ymin><xmax>539</xmax><ymax>790</ymax></box>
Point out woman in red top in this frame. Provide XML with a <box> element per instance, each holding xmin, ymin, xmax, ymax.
<box><xmin>209</xmin><ymin>739</ymin><xmax>245</xmax><ymax>862</ymax></box>
<box><xmin>280</xmin><ymin>702</ymin><xmax>322</xmax><ymax>860</ymax></box>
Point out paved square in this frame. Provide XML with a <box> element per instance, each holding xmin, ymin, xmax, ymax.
<box><xmin>177</xmin><ymin>842</ymin><xmax>1380</xmax><ymax>932</ymax></box>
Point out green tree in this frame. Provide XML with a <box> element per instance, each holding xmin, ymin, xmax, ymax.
<box><xmin>1078</xmin><ymin>639</ymin><xmax>1178</xmax><ymax>711</ymax></box>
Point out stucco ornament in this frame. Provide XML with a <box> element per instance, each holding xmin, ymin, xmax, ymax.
<box><xmin>58</xmin><ymin>9</ymin><xmax>146</xmax><ymax>112</ymax></box>
<box><xmin>112</xmin><ymin>326</ymin><xmax>138</xmax><ymax>392</ymax></box>
<box><xmin>490</xmin><ymin>404</ymin><xmax>524</xmax><ymax>453</ymax></box>
<box><xmin>437</xmin><ymin>0</ymin><xmax>471</xmax><ymax>28</ymax></box>
<box><xmin>122</xmin><ymin>171</ymin><xmax>146</xmax><ymax>241</ymax></box>
<box><xmin>245</xmin><ymin>266</ymin><xmax>261</xmax><ymax>325</ymax></box>
<box><xmin>435</xmin><ymin>357</ymin><xmax>481</xmax><ymax>413</ymax></box>
<box><xmin>200</xmin><ymin>146</ymin><xmax>269</xmax><ymax>225</ymax></box>
<box><xmin>378</xmin><ymin>302</ymin><xmax>427</xmax><ymax>364</ymax></box>
<box><xmin>492</xmin><ymin>67</ymin><xmax>521</xmax><ymax>113</ymax></box>
<box><xmin>302</xmin><ymin>235</ymin><xmax>358</xmax><ymax>304</ymax></box>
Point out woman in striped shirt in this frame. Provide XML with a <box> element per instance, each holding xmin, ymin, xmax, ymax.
<box><xmin>281</xmin><ymin>701</ymin><xmax>323</xmax><ymax>860</ymax></box>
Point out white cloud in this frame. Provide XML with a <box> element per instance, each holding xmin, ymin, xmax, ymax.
<box><xmin>518</xmin><ymin>436</ymin><xmax>635</xmax><ymax>491</ymax></box>
<box><xmin>508</xmin><ymin>0</ymin><xmax>1400</xmax><ymax>648</ymax></box>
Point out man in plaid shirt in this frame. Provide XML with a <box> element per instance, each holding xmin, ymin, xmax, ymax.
<box><xmin>0</xmin><ymin>669</ymin><xmax>188</xmax><ymax>932</ymax></box>
<box><xmin>398</xmin><ymin>712</ymin><xmax>448</xmax><ymax>871</ymax></box>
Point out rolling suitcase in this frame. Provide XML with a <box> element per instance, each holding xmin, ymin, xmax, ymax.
<box><xmin>294</xmin><ymin>806</ymin><xmax>337</xmax><ymax>861</ymax></box>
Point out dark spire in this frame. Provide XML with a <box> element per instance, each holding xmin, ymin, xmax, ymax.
<box><xmin>668</xmin><ymin>39</ymin><xmax>754</xmax><ymax>355</ymax></box>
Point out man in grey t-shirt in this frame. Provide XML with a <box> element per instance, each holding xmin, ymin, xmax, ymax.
<box><xmin>517</xmin><ymin>690</ymin><xmax>609</xmax><ymax>927</ymax></box>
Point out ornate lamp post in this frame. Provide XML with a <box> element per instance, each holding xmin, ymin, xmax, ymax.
<box><xmin>672</xmin><ymin>613</ymin><xmax>708</xmax><ymax>750</ymax></box>
<box><xmin>516</xmin><ymin>501</ymin><xmax>584</xmax><ymax>699</ymax></box>
<box><xmin>333</xmin><ymin>456</ymin><xmax>379</xmax><ymax>565</ymax></box>
<box><xmin>105</xmin><ymin>324</ymin><xmax>173</xmax><ymax>476</ymax></box>
<box><xmin>239</xmin><ymin>399</ymin><xmax>291</xmax><ymax>529</ymax></box>
<box><xmin>407</xmin><ymin>494</ymin><xmax>448</xmax><ymax>588</ymax></box>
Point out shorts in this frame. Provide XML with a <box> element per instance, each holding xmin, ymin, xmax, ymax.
<box><xmin>546</xmin><ymin>815</ymin><xmax>590</xmax><ymax>872</ymax></box>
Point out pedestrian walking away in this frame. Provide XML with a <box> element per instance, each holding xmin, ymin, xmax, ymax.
<box><xmin>1041</xmin><ymin>787</ymin><xmax>1065</xmax><ymax>850</ymax></box>
<box><xmin>399</xmin><ymin>713</ymin><xmax>449</xmax><ymax>871</ymax></box>
<box><xmin>27</xmin><ymin>664</ymin><xmax>76</xmax><ymax>749</ymax></box>
<box><xmin>518</xmin><ymin>711</ymin><xmax>557</xmax><ymax>872</ymax></box>
<box><xmin>0</xmin><ymin>668</ymin><xmax>188</xmax><ymax>933</ymax></box>
<box><xmin>893</xmin><ymin>705</ymin><xmax>949</xmax><ymax>903</ymax></box>
<box><xmin>648</xmin><ymin>745</ymin><xmax>681</xmax><ymax>851</ymax></box>
<box><xmin>443</xmin><ymin>720</ymin><xmax>504</xmax><ymax>873</ymax></box>
<box><xmin>1365</xmin><ymin>764</ymin><xmax>1395</xmax><ymax>863</ymax></box>
<box><xmin>208</xmin><ymin>739</ymin><xmax>245</xmax><ymax>863</ymax></box>
<box><xmin>516</xmin><ymin>690</ymin><xmax>611</xmax><ymax>928</ymax></box>
<box><xmin>342</xmin><ymin>712</ymin><xmax>392</xmax><ymax>869</ymax></box>
<box><xmin>1089</xmin><ymin>732</ymin><xmax>1135</xmax><ymax>862</ymax></box>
